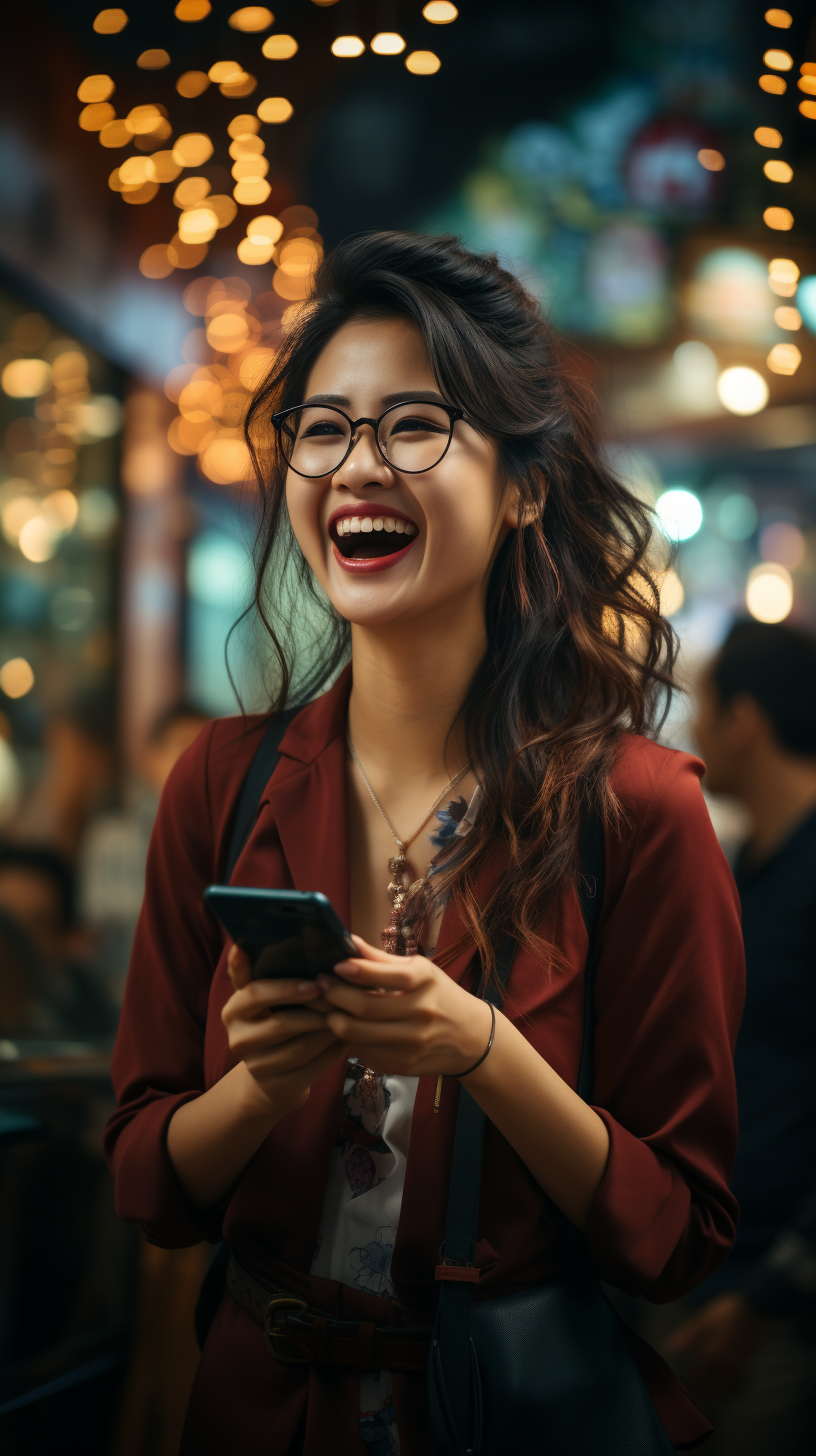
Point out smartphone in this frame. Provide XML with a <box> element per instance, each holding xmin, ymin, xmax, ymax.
<box><xmin>203</xmin><ymin>886</ymin><xmax>357</xmax><ymax>980</ymax></box>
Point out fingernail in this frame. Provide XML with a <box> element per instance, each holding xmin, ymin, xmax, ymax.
<box><xmin>298</xmin><ymin>981</ymin><xmax>318</xmax><ymax>994</ymax></box>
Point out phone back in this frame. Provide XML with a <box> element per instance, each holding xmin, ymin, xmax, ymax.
<box><xmin>203</xmin><ymin>886</ymin><xmax>355</xmax><ymax>979</ymax></box>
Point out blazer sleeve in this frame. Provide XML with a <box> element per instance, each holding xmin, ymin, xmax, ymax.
<box><xmin>103</xmin><ymin>720</ymin><xmax>226</xmax><ymax>1247</ymax></box>
<box><xmin>583</xmin><ymin>748</ymin><xmax>745</xmax><ymax>1302</ymax></box>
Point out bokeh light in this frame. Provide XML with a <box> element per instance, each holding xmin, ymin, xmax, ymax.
<box><xmin>656</xmin><ymin>488</ymin><xmax>703</xmax><ymax>542</ymax></box>
<box><xmin>93</xmin><ymin>9</ymin><xmax>128</xmax><ymax>33</ymax></box>
<box><xmin>247</xmin><ymin>214</ymin><xmax>283</xmax><ymax>243</ymax></box>
<box><xmin>331</xmin><ymin>36</ymin><xmax>365</xmax><ymax>57</ymax></box>
<box><xmin>697</xmin><ymin>149</ymin><xmax>725</xmax><ymax>171</ymax></box>
<box><xmin>233</xmin><ymin>178</ymin><xmax>271</xmax><ymax>205</ymax></box>
<box><xmin>797</xmin><ymin>276</ymin><xmax>816</xmax><ymax>332</ymax></box>
<box><xmin>423</xmin><ymin>1</ymin><xmax>458</xmax><ymax>19</ymax></box>
<box><xmin>173</xmin><ymin>133</ymin><xmax>214</xmax><ymax>167</ymax></box>
<box><xmin>763</xmin><ymin>206</ymin><xmax>794</xmax><ymax>230</ymax></box>
<box><xmin>174</xmin><ymin>175</ymin><xmax>211</xmax><ymax>206</ymax></box>
<box><xmin>774</xmin><ymin>305</ymin><xmax>801</xmax><ymax>330</ymax></box>
<box><xmin>716</xmin><ymin>366</ymin><xmax>769</xmax><ymax>415</ymax></box>
<box><xmin>768</xmin><ymin>256</ymin><xmax>799</xmax><ymax>295</ymax></box>
<box><xmin>767</xmin><ymin>342</ymin><xmax>801</xmax><ymax>374</ymax></box>
<box><xmin>659</xmin><ymin>568</ymin><xmax>684</xmax><ymax>616</ymax></box>
<box><xmin>99</xmin><ymin>120</ymin><xmax>131</xmax><ymax>148</ymax></box>
<box><xmin>262</xmin><ymin>35</ymin><xmax>298</xmax><ymax>59</ymax></box>
<box><xmin>371</xmin><ymin>33</ymin><xmax>406</xmax><ymax>54</ymax></box>
<box><xmin>718</xmin><ymin>494</ymin><xmax>758</xmax><ymax>540</ymax></box>
<box><xmin>764</xmin><ymin>159</ymin><xmax>793</xmax><ymax>182</ymax></box>
<box><xmin>2</xmin><ymin>358</ymin><xmax>52</xmax><ymax>397</ymax></box>
<box><xmin>760</xmin><ymin>521</ymin><xmax>806</xmax><ymax>570</ymax></box>
<box><xmin>228</xmin><ymin>114</ymin><xmax>261</xmax><ymax>138</ymax></box>
<box><xmin>175</xmin><ymin>0</ymin><xmax>211</xmax><ymax>18</ymax></box>
<box><xmin>405</xmin><ymin>51</ymin><xmax>441</xmax><ymax>74</ymax></box>
<box><xmin>764</xmin><ymin>9</ymin><xmax>792</xmax><ymax>25</ymax></box>
<box><xmin>764</xmin><ymin>49</ymin><xmax>793</xmax><ymax>70</ymax></box>
<box><xmin>746</xmin><ymin>563</ymin><xmax>793</xmax><ymax>622</ymax></box>
<box><xmin>77</xmin><ymin>75</ymin><xmax>115</xmax><ymax>103</ymax></box>
<box><xmin>256</xmin><ymin>97</ymin><xmax>293</xmax><ymax>123</ymax></box>
<box><xmin>176</xmin><ymin>71</ymin><xmax>210</xmax><ymax>98</ymax></box>
<box><xmin>79</xmin><ymin>102</ymin><xmax>116</xmax><ymax>132</ymax></box>
<box><xmin>19</xmin><ymin>515</ymin><xmax>59</xmax><ymax>562</ymax></box>
<box><xmin>759</xmin><ymin>74</ymin><xmax>787</xmax><ymax>94</ymax></box>
<box><xmin>754</xmin><ymin>126</ymin><xmax>782</xmax><ymax>147</ymax></box>
<box><xmin>229</xmin><ymin>6</ymin><xmax>274</xmax><ymax>28</ymax></box>
<box><xmin>800</xmin><ymin>100</ymin><xmax>816</xmax><ymax>119</ymax></box>
<box><xmin>138</xmin><ymin>50</ymin><xmax>171</xmax><ymax>69</ymax></box>
<box><xmin>139</xmin><ymin>244</ymin><xmax>175</xmax><ymax>279</ymax></box>
<box><xmin>0</xmin><ymin>659</ymin><xmax>35</xmax><ymax>699</ymax></box>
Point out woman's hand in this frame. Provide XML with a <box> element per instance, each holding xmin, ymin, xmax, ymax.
<box><xmin>316</xmin><ymin>936</ymin><xmax>493</xmax><ymax>1077</ymax></box>
<box><xmin>221</xmin><ymin>945</ymin><xmax>349</xmax><ymax>1117</ymax></box>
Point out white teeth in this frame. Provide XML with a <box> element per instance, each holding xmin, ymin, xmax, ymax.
<box><xmin>333</xmin><ymin>514</ymin><xmax>417</xmax><ymax>538</ymax></box>
<box><xmin>372</xmin><ymin>517</ymin><xmax>383</xmax><ymax>531</ymax></box>
<box><xmin>361</xmin><ymin>517</ymin><xmax>373</xmax><ymax>532</ymax></box>
<box><xmin>383</xmin><ymin>517</ymin><xmax>395</xmax><ymax>532</ymax></box>
<box><xmin>350</xmin><ymin>517</ymin><xmax>360</xmax><ymax>533</ymax></box>
<box><xmin>395</xmin><ymin>519</ymin><xmax>405</xmax><ymax>533</ymax></box>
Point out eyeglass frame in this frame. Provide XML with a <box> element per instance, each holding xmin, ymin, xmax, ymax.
<box><xmin>270</xmin><ymin>400</ymin><xmax>466</xmax><ymax>478</ymax></box>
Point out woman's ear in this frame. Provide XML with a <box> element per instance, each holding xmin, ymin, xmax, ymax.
<box><xmin>502</xmin><ymin>480</ymin><xmax>545</xmax><ymax>530</ymax></box>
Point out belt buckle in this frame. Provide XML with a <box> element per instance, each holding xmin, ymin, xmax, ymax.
<box><xmin>263</xmin><ymin>1296</ymin><xmax>309</xmax><ymax>1364</ymax></box>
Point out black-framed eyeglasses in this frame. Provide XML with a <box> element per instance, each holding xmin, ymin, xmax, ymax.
<box><xmin>270</xmin><ymin>400</ymin><xmax>465</xmax><ymax>478</ymax></box>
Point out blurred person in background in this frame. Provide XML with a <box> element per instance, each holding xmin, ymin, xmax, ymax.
<box><xmin>10</xmin><ymin>691</ymin><xmax>115</xmax><ymax>858</ymax></box>
<box><xmin>650</xmin><ymin>621</ymin><xmax>816</xmax><ymax>1455</ymax></box>
<box><xmin>0</xmin><ymin>841</ymin><xmax>117</xmax><ymax>1039</ymax></box>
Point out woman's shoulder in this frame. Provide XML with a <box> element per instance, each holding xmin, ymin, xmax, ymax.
<box><xmin>160</xmin><ymin>713</ymin><xmax>274</xmax><ymax>834</ymax></box>
<box><xmin>609</xmin><ymin>733</ymin><xmax>708</xmax><ymax>849</ymax></box>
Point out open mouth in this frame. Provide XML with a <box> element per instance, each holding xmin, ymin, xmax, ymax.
<box><xmin>329</xmin><ymin>511</ymin><xmax>419</xmax><ymax>561</ymax></box>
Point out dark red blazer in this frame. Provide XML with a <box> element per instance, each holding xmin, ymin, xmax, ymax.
<box><xmin>104</xmin><ymin>667</ymin><xmax>745</xmax><ymax>1455</ymax></box>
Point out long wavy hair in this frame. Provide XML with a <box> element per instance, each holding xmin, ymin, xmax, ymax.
<box><xmin>242</xmin><ymin>231</ymin><xmax>677</xmax><ymax>979</ymax></box>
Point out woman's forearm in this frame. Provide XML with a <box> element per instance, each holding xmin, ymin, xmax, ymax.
<box><xmin>167</xmin><ymin>1062</ymin><xmax>280</xmax><ymax>1213</ymax></box>
<box><xmin>464</xmin><ymin>1011</ymin><xmax>610</xmax><ymax>1229</ymax></box>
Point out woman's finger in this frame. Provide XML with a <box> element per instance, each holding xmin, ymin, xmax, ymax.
<box><xmin>328</xmin><ymin>958</ymin><xmax>424</xmax><ymax>991</ymax></box>
<box><xmin>222</xmin><ymin>976</ymin><xmax>322</xmax><ymax>1026</ymax></box>
<box><xmin>228</xmin><ymin>1007</ymin><xmax>329</xmax><ymax>1055</ymax></box>
<box><xmin>227</xmin><ymin>942</ymin><xmax>252</xmax><ymax>989</ymax></box>
<box><xmin>325</xmin><ymin>1012</ymin><xmax>426</xmax><ymax>1045</ymax></box>
<box><xmin>317</xmin><ymin>979</ymin><xmax>419</xmax><ymax>1020</ymax></box>
<box><xmin>245</xmin><ymin>1028</ymin><xmax>343</xmax><ymax>1076</ymax></box>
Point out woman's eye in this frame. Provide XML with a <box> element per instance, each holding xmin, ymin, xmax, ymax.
<box><xmin>304</xmin><ymin>421</ymin><xmax>343</xmax><ymax>437</ymax></box>
<box><xmin>391</xmin><ymin>416</ymin><xmax>446</xmax><ymax>434</ymax></box>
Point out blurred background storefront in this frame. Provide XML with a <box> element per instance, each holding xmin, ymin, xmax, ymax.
<box><xmin>0</xmin><ymin>1</ymin><xmax>814</xmax><ymax>1452</ymax></box>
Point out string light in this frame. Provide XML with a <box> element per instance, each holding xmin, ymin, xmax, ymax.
<box><xmin>405</xmin><ymin>51</ymin><xmax>441</xmax><ymax>74</ymax></box>
<box><xmin>262</xmin><ymin>35</ymin><xmax>298</xmax><ymax>58</ymax></box>
<box><xmin>93</xmin><ymin>9</ymin><xmax>128</xmax><ymax>33</ymax></box>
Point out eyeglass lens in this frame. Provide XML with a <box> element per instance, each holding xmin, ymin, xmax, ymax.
<box><xmin>279</xmin><ymin>403</ymin><xmax>453</xmax><ymax>477</ymax></box>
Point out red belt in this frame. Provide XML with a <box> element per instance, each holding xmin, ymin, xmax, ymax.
<box><xmin>227</xmin><ymin>1250</ymin><xmax>432</xmax><ymax>1372</ymax></box>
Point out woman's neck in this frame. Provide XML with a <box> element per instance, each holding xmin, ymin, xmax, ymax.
<box><xmin>347</xmin><ymin>608</ymin><xmax>487</xmax><ymax>791</ymax></box>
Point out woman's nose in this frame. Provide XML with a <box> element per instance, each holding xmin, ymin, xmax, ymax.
<box><xmin>334</xmin><ymin>422</ymin><xmax>391</xmax><ymax>486</ymax></box>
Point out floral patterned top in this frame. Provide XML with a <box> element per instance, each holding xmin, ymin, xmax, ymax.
<box><xmin>309</xmin><ymin>786</ymin><xmax>481</xmax><ymax>1456</ymax></box>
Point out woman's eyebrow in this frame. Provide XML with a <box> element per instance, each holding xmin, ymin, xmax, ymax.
<box><xmin>380</xmin><ymin>390</ymin><xmax>448</xmax><ymax>407</ymax></box>
<box><xmin>301</xmin><ymin>392</ymin><xmax>351</xmax><ymax>407</ymax></box>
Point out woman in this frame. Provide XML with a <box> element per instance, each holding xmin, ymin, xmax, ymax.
<box><xmin>105</xmin><ymin>232</ymin><xmax>744</xmax><ymax>1455</ymax></box>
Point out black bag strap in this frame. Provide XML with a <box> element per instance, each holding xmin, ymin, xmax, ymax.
<box><xmin>435</xmin><ymin>808</ymin><xmax>606</xmax><ymax>1451</ymax></box>
<box><xmin>223</xmin><ymin>707</ymin><xmax>299</xmax><ymax>883</ymax></box>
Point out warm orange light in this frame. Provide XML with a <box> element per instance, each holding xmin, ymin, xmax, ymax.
<box><xmin>209</xmin><ymin>60</ymin><xmax>244</xmax><ymax>83</ymax></box>
<box><xmin>168</xmin><ymin>416</ymin><xmax>216</xmax><ymax>455</ymax></box>
<box><xmin>150</xmin><ymin>150</ymin><xmax>183</xmax><ymax>182</ymax></box>
<box><xmin>774</xmin><ymin>305</ymin><xmax>802</xmax><ymax>329</ymax></box>
<box><xmin>79</xmin><ymin>102</ymin><xmax>116</xmax><ymax>131</ymax></box>
<box><xmin>247</xmin><ymin>213</ymin><xmax>283</xmax><ymax>243</ymax></box>
<box><xmin>697</xmin><ymin>148</ymin><xmax>725</xmax><ymax>171</ymax></box>
<box><xmin>371</xmin><ymin>32</ymin><xmax>406</xmax><ymax>54</ymax></box>
<box><xmin>173</xmin><ymin>132</ymin><xmax>214</xmax><ymax>166</ymax></box>
<box><xmin>119</xmin><ymin>156</ymin><xmax>157</xmax><ymax>186</ymax></box>
<box><xmin>423</xmin><ymin>1</ymin><xmax>458</xmax><ymax>19</ymax></box>
<box><xmin>799</xmin><ymin>75</ymin><xmax>816</xmax><ymax>94</ymax></box>
<box><xmin>220</xmin><ymin>73</ymin><xmax>257</xmax><ymax>97</ymax></box>
<box><xmin>174</xmin><ymin>175</ymin><xmax>211</xmax><ymax>206</ymax></box>
<box><xmin>764</xmin><ymin>206</ymin><xmax>794</xmax><ymax>230</ymax></box>
<box><xmin>765</xmin><ymin>8</ymin><xmax>792</xmax><ymax>24</ymax></box>
<box><xmin>759</xmin><ymin>73</ymin><xmax>787</xmax><ymax>93</ymax></box>
<box><xmin>262</xmin><ymin>34</ymin><xmax>298</xmax><ymax>58</ymax></box>
<box><xmin>803</xmin><ymin>62</ymin><xmax>816</xmax><ymax>75</ymax></box>
<box><xmin>121</xmin><ymin>181</ymin><xmax>159</xmax><ymax>206</ymax></box>
<box><xmin>331</xmin><ymin>35</ymin><xmax>365</xmax><ymax>57</ymax></box>
<box><xmin>257</xmin><ymin>96</ymin><xmax>293</xmax><ymax>122</ymax></box>
<box><xmin>93</xmin><ymin>8</ymin><xmax>128</xmax><ymax>33</ymax></box>
<box><xmin>206</xmin><ymin>312</ymin><xmax>251</xmax><ymax>353</ymax></box>
<box><xmin>754</xmin><ymin>126</ymin><xmax>783</xmax><ymax>147</ymax></box>
<box><xmin>764</xmin><ymin>158</ymin><xmax>793</xmax><ymax>182</ymax></box>
<box><xmin>237</xmin><ymin>236</ymin><xmax>276</xmax><ymax>264</ymax></box>
<box><xmin>2</xmin><ymin>358</ymin><xmax>52</xmax><ymax>397</ymax></box>
<box><xmin>0</xmin><ymin>658</ymin><xmax>35</xmax><ymax>699</ymax></box>
<box><xmin>138</xmin><ymin>49</ymin><xmax>170</xmax><ymax>69</ymax></box>
<box><xmin>800</xmin><ymin>99</ymin><xmax>816</xmax><ymax>118</ymax></box>
<box><xmin>206</xmin><ymin>195</ymin><xmax>239</xmax><ymax>227</ymax></box>
<box><xmin>167</xmin><ymin>234</ymin><xmax>209</xmax><ymax>269</ymax></box>
<box><xmin>273</xmin><ymin>267</ymin><xmax>311</xmax><ymax>301</ymax></box>
<box><xmin>236</xmin><ymin>347</ymin><xmax>276</xmax><ymax>389</ymax></box>
<box><xmin>229</xmin><ymin>6</ymin><xmax>274</xmax><ymax>29</ymax></box>
<box><xmin>764</xmin><ymin>48</ymin><xmax>793</xmax><ymax>70</ymax></box>
<box><xmin>233</xmin><ymin>177</ymin><xmax>272</xmax><ymax>204</ymax></box>
<box><xmin>232</xmin><ymin>156</ymin><xmax>270</xmax><ymax>180</ymax></box>
<box><xmin>99</xmin><ymin>120</ymin><xmax>131</xmax><ymax>147</ymax></box>
<box><xmin>77</xmin><ymin>75</ymin><xmax>115</xmax><ymax>103</ymax></box>
<box><xmin>405</xmin><ymin>50</ymin><xmax>441</xmax><ymax>74</ymax></box>
<box><xmin>140</xmin><ymin>244</ymin><xmax>175</xmax><ymax>278</ymax></box>
<box><xmin>228</xmin><ymin>113</ymin><xmax>261</xmax><ymax>138</ymax></box>
<box><xmin>126</xmin><ymin>103</ymin><xmax>165</xmax><ymax>135</ymax></box>
<box><xmin>176</xmin><ymin>71</ymin><xmax>210</xmax><ymax>98</ymax></box>
<box><xmin>767</xmin><ymin>342</ymin><xmax>801</xmax><ymax>374</ymax></box>
<box><xmin>179</xmin><ymin>205</ymin><xmax>219</xmax><ymax>243</ymax></box>
<box><xmin>769</xmin><ymin>276</ymin><xmax>797</xmax><ymax>296</ymax></box>
<box><xmin>229</xmin><ymin>134</ymin><xmax>265</xmax><ymax>158</ymax></box>
<box><xmin>175</xmin><ymin>0</ymin><xmax>211</xmax><ymax>18</ymax></box>
<box><xmin>278</xmin><ymin>236</ymin><xmax>320</xmax><ymax>277</ymax></box>
<box><xmin>199</xmin><ymin>432</ymin><xmax>253</xmax><ymax>484</ymax></box>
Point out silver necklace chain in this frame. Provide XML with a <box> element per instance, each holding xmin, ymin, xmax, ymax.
<box><xmin>347</xmin><ymin>736</ymin><xmax>471</xmax><ymax>854</ymax></box>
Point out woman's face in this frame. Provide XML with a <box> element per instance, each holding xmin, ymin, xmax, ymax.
<box><xmin>285</xmin><ymin>315</ymin><xmax>518</xmax><ymax>630</ymax></box>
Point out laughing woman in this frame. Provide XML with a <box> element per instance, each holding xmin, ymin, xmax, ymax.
<box><xmin>105</xmin><ymin>233</ymin><xmax>744</xmax><ymax>1456</ymax></box>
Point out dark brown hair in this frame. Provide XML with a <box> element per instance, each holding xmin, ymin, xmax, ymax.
<box><xmin>242</xmin><ymin>231</ymin><xmax>676</xmax><ymax>978</ymax></box>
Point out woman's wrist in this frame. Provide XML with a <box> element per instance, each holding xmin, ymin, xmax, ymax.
<box><xmin>451</xmin><ymin>996</ymin><xmax>495</xmax><ymax>1077</ymax></box>
<box><xmin>233</xmin><ymin>1060</ymin><xmax>285</xmax><ymax>1127</ymax></box>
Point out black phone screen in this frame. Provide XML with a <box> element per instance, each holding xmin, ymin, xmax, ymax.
<box><xmin>203</xmin><ymin>886</ymin><xmax>356</xmax><ymax>979</ymax></box>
